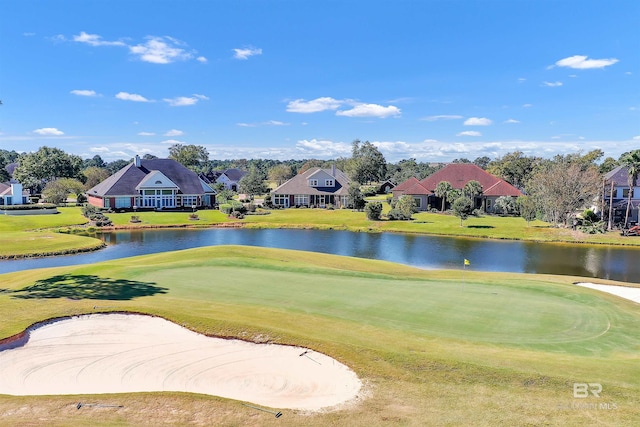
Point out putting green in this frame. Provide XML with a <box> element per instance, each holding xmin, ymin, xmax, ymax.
<box><xmin>135</xmin><ymin>263</ymin><xmax>613</xmax><ymax>351</ymax></box>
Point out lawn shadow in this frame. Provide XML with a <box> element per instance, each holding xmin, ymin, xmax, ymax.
<box><xmin>11</xmin><ymin>274</ymin><xmax>168</xmax><ymax>300</ymax></box>
<box><xmin>467</xmin><ymin>225</ymin><xmax>495</xmax><ymax>229</ymax></box>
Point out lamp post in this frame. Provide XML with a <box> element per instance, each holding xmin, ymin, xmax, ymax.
<box><xmin>191</xmin><ymin>204</ymin><xmax>196</xmax><ymax>213</ymax></box>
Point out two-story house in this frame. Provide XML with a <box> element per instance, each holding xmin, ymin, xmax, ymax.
<box><xmin>603</xmin><ymin>165</ymin><xmax>639</xmax><ymax>226</ymax></box>
<box><xmin>271</xmin><ymin>166</ymin><xmax>350</xmax><ymax>208</ymax></box>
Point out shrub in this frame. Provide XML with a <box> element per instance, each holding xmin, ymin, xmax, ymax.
<box><xmin>189</xmin><ymin>213</ymin><xmax>199</xmax><ymax>220</ymax></box>
<box><xmin>230</xmin><ymin>211</ymin><xmax>245</xmax><ymax>219</ymax></box>
<box><xmin>361</xmin><ymin>186</ymin><xmax>378</xmax><ymax>197</ymax></box>
<box><xmin>219</xmin><ymin>203</ymin><xmax>233</xmax><ymax>215</ymax></box>
<box><xmin>130</xmin><ymin>215</ymin><xmax>141</xmax><ymax>223</ymax></box>
<box><xmin>365</xmin><ymin>201</ymin><xmax>383</xmax><ymax>220</ymax></box>
<box><xmin>387</xmin><ymin>208</ymin><xmax>412</xmax><ymax>220</ymax></box>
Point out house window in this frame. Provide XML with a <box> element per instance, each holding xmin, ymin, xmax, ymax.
<box><xmin>155</xmin><ymin>180</ymin><xmax>162</xmax><ymax>184</ymax></box>
<box><xmin>309</xmin><ymin>179</ymin><xmax>318</xmax><ymax>186</ymax></box>
<box><xmin>486</xmin><ymin>199</ymin><xmax>492</xmax><ymax>210</ymax></box>
<box><xmin>273</xmin><ymin>194</ymin><xmax>288</xmax><ymax>206</ymax></box>
<box><xmin>115</xmin><ymin>197</ymin><xmax>130</xmax><ymax>208</ymax></box>
<box><xmin>294</xmin><ymin>195</ymin><xmax>308</xmax><ymax>206</ymax></box>
<box><xmin>413</xmin><ymin>198</ymin><xmax>422</xmax><ymax>208</ymax></box>
<box><xmin>622</xmin><ymin>189</ymin><xmax>631</xmax><ymax>198</ymax></box>
<box><xmin>182</xmin><ymin>196</ymin><xmax>197</xmax><ymax>206</ymax></box>
<box><xmin>325</xmin><ymin>179</ymin><xmax>334</xmax><ymax>187</ymax></box>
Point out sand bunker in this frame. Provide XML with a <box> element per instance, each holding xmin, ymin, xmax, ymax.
<box><xmin>576</xmin><ymin>282</ymin><xmax>640</xmax><ymax>305</ymax></box>
<box><xmin>0</xmin><ymin>314</ymin><xmax>361</xmax><ymax>411</ymax></box>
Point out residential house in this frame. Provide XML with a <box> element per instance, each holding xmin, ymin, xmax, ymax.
<box><xmin>216</xmin><ymin>168</ymin><xmax>248</xmax><ymax>191</ymax></box>
<box><xmin>378</xmin><ymin>179</ymin><xmax>396</xmax><ymax>194</ymax></box>
<box><xmin>393</xmin><ymin>163</ymin><xmax>523</xmax><ymax>213</ymax></box>
<box><xmin>86</xmin><ymin>155</ymin><xmax>216</xmax><ymax>210</ymax></box>
<box><xmin>603</xmin><ymin>165</ymin><xmax>639</xmax><ymax>225</ymax></box>
<box><xmin>0</xmin><ymin>181</ymin><xmax>29</xmax><ymax>205</ymax></box>
<box><xmin>271</xmin><ymin>166</ymin><xmax>350</xmax><ymax>208</ymax></box>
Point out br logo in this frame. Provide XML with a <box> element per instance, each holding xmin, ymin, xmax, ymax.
<box><xmin>573</xmin><ymin>383</ymin><xmax>602</xmax><ymax>398</ymax></box>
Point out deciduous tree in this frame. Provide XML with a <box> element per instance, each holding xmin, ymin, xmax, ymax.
<box><xmin>13</xmin><ymin>146</ymin><xmax>84</xmax><ymax>193</ymax></box>
<box><xmin>168</xmin><ymin>143</ymin><xmax>209</xmax><ymax>170</ymax></box>
<box><xmin>526</xmin><ymin>159</ymin><xmax>601</xmax><ymax>227</ymax></box>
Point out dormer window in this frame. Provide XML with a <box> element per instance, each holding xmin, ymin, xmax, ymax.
<box><xmin>155</xmin><ymin>180</ymin><xmax>162</xmax><ymax>184</ymax></box>
<box><xmin>325</xmin><ymin>179</ymin><xmax>334</xmax><ymax>187</ymax></box>
<box><xmin>309</xmin><ymin>179</ymin><xmax>318</xmax><ymax>186</ymax></box>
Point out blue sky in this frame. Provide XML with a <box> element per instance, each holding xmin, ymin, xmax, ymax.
<box><xmin>1</xmin><ymin>0</ymin><xmax>638</xmax><ymax>163</ymax></box>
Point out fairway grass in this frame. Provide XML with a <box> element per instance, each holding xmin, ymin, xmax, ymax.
<box><xmin>0</xmin><ymin>246</ymin><xmax>639</xmax><ymax>426</ymax></box>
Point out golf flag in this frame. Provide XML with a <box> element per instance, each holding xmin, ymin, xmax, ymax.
<box><xmin>464</xmin><ymin>259</ymin><xmax>470</xmax><ymax>266</ymax></box>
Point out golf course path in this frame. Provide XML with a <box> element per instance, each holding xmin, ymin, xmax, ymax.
<box><xmin>576</xmin><ymin>282</ymin><xmax>640</xmax><ymax>304</ymax></box>
<box><xmin>0</xmin><ymin>314</ymin><xmax>361</xmax><ymax>411</ymax></box>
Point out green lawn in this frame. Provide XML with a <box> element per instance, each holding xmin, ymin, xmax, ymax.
<box><xmin>0</xmin><ymin>246</ymin><xmax>638</xmax><ymax>426</ymax></box>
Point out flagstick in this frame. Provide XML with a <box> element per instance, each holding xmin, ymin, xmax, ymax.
<box><xmin>462</xmin><ymin>260</ymin><xmax>465</xmax><ymax>291</ymax></box>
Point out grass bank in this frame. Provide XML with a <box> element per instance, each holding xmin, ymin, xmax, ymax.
<box><xmin>0</xmin><ymin>246</ymin><xmax>638</xmax><ymax>426</ymax></box>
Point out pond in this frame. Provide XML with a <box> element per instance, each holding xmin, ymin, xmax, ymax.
<box><xmin>1</xmin><ymin>228</ymin><xmax>639</xmax><ymax>283</ymax></box>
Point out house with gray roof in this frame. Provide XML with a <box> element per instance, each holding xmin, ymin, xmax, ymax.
<box><xmin>86</xmin><ymin>155</ymin><xmax>215</xmax><ymax>210</ymax></box>
<box><xmin>216</xmin><ymin>168</ymin><xmax>248</xmax><ymax>191</ymax></box>
<box><xmin>271</xmin><ymin>166</ymin><xmax>350</xmax><ymax>208</ymax></box>
<box><xmin>0</xmin><ymin>181</ymin><xmax>28</xmax><ymax>205</ymax></box>
<box><xmin>604</xmin><ymin>165</ymin><xmax>639</xmax><ymax>226</ymax></box>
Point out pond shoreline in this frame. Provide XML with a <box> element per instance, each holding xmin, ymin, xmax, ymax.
<box><xmin>4</xmin><ymin>220</ymin><xmax>640</xmax><ymax>260</ymax></box>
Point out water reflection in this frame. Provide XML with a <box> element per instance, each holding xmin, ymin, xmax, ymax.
<box><xmin>0</xmin><ymin>228</ymin><xmax>638</xmax><ymax>283</ymax></box>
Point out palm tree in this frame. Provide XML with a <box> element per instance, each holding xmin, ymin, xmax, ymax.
<box><xmin>435</xmin><ymin>181</ymin><xmax>453</xmax><ymax>212</ymax></box>
<box><xmin>621</xmin><ymin>150</ymin><xmax>640</xmax><ymax>228</ymax></box>
<box><xmin>463</xmin><ymin>180</ymin><xmax>483</xmax><ymax>209</ymax></box>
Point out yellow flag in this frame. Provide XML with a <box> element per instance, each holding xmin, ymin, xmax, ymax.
<box><xmin>464</xmin><ymin>259</ymin><xmax>470</xmax><ymax>266</ymax></box>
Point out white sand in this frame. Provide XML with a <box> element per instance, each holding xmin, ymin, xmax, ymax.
<box><xmin>575</xmin><ymin>282</ymin><xmax>640</xmax><ymax>304</ymax></box>
<box><xmin>0</xmin><ymin>314</ymin><xmax>361</xmax><ymax>411</ymax></box>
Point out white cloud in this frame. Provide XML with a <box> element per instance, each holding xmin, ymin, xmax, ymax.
<box><xmin>130</xmin><ymin>36</ymin><xmax>193</xmax><ymax>64</ymax></box>
<box><xmin>137</xmin><ymin>132</ymin><xmax>155</xmax><ymax>136</ymax></box>
<box><xmin>161</xmin><ymin>139</ymin><xmax>185</xmax><ymax>144</ymax></box>
<box><xmin>33</xmin><ymin>127</ymin><xmax>64</xmax><ymax>136</ymax></box>
<box><xmin>196</xmin><ymin>56</ymin><xmax>207</xmax><ymax>63</ymax></box>
<box><xmin>421</xmin><ymin>115</ymin><xmax>463</xmax><ymax>122</ymax></box>
<box><xmin>457</xmin><ymin>131</ymin><xmax>482</xmax><ymax>137</ymax></box>
<box><xmin>233</xmin><ymin>47</ymin><xmax>262</xmax><ymax>60</ymax></box>
<box><xmin>542</xmin><ymin>81</ymin><xmax>563</xmax><ymax>87</ymax></box>
<box><xmin>518</xmin><ymin>78</ymin><xmax>526</xmax><ymax>83</ymax></box>
<box><xmin>554</xmin><ymin>55</ymin><xmax>619</xmax><ymax>70</ymax></box>
<box><xmin>265</xmin><ymin>120</ymin><xmax>288</xmax><ymax>126</ymax></box>
<box><xmin>523</xmin><ymin>103</ymin><xmax>533</xmax><ymax>108</ymax></box>
<box><xmin>70</xmin><ymin>89</ymin><xmax>99</xmax><ymax>97</ymax></box>
<box><xmin>238</xmin><ymin>120</ymin><xmax>289</xmax><ymax>127</ymax></box>
<box><xmin>23</xmin><ymin>32</ymin><xmax>36</xmax><ymax>37</ymax></box>
<box><xmin>295</xmin><ymin>139</ymin><xmax>351</xmax><ymax>156</ymax></box>
<box><xmin>463</xmin><ymin>117</ymin><xmax>492</xmax><ymax>126</ymax></box>
<box><xmin>73</xmin><ymin>31</ymin><xmax>125</xmax><ymax>47</ymax></box>
<box><xmin>116</xmin><ymin>92</ymin><xmax>151</xmax><ymax>102</ymax></box>
<box><xmin>163</xmin><ymin>94</ymin><xmax>208</xmax><ymax>107</ymax></box>
<box><xmin>89</xmin><ymin>146</ymin><xmax>110</xmax><ymax>153</ymax></box>
<box><xmin>286</xmin><ymin>97</ymin><xmax>343</xmax><ymax>113</ymax></box>
<box><xmin>633</xmin><ymin>136</ymin><xmax>640</xmax><ymax>140</ymax></box>
<box><xmin>164</xmin><ymin>129</ymin><xmax>184</xmax><ymax>136</ymax></box>
<box><xmin>336</xmin><ymin>103</ymin><xmax>401</xmax><ymax>118</ymax></box>
<box><xmin>504</xmin><ymin>118</ymin><xmax>520</xmax><ymax>124</ymax></box>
